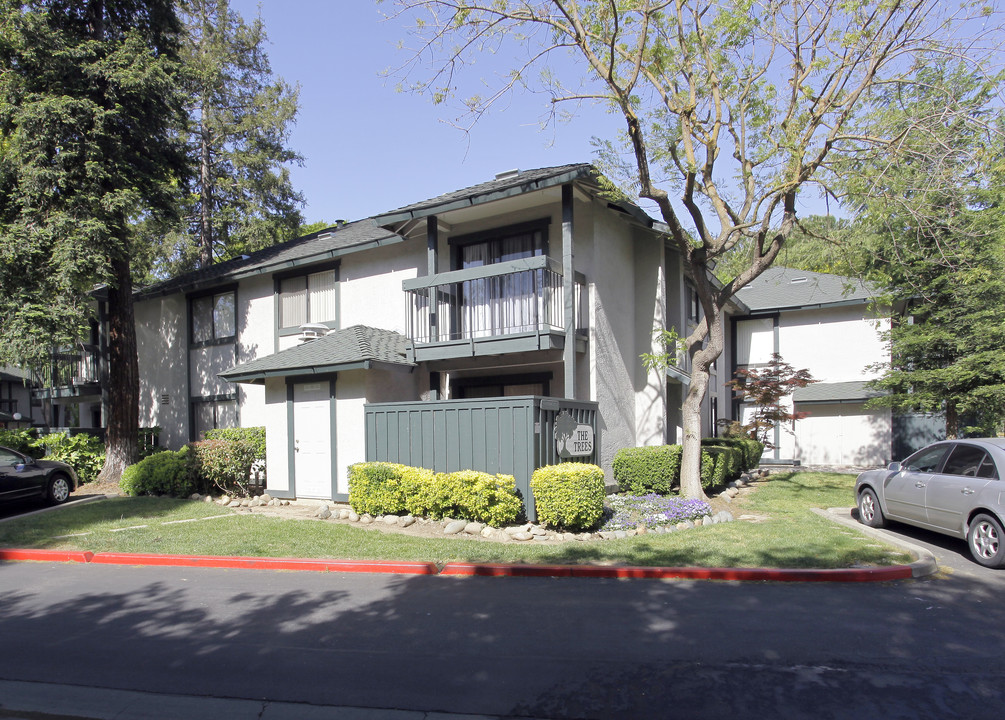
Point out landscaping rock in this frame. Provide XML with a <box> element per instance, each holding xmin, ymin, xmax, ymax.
<box><xmin>401</xmin><ymin>515</ymin><xmax>416</xmax><ymax>528</ymax></box>
<box><xmin>693</xmin><ymin>517</ymin><xmax>703</xmax><ymax>526</ymax></box>
<box><xmin>189</xmin><ymin>493</ymin><xmax>202</xmax><ymax>501</ymax></box>
<box><xmin>511</xmin><ymin>531</ymin><xmax>534</xmax><ymax>541</ymax></box>
<box><xmin>716</xmin><ymin>510</ymin><xmax>734</xmax><ymax>523</ymax></box>
<box><xmin>338</xmin><ymin>509</ymin><xmax>351</xmax><ymax>519</ymax></box>
<box><xmin>203</xmin><ymin>496</ymin><xmax>214</xmax><ymax>503</ymax></box>
<box><xmin>443</xmin><ymin>520</ymin><xmax>466</xmax><ymax>535</ymax></box>
<box><xmin>464</xmin><ymin>522</ymin><xmax>485</xmax><ymax>535</ymax></box>
<box><xmin>360</xmin><ymin>514</ymin><xmax>373</xmax><ymax>525</ymax></box>
<box><xmin>481</xmin><ymin>527</ymin><xmax>496</xmax><ymax>538</ymax></box>
<box><xmin>635</xmin><ymin>525</ymin><xmax>647</xmax><ymax>535</ymax></box>
<box><xmin>530</xmin><ymin>525</ymin><xmax>548</xmax><ymax>537</ymax></box>
<box><xmin>348</xmin><ymin>511</ymin><xmax>360</xmax><ymax>522</ymax></box>
<box><xmin>727</xmin><ymin>487</ymin><xmax>739</xmax><ymax>498</ymax></box>
<box><xmin>316</xmin><ymin>504</ymin><xmax>331</xmax><ymax>520</ymax></box>
<box><xmin>614</xmin><ymin>530</ymin><xmax>628</xmax><ymax>539</ymax></box>
<box><xmin>598</xmin><ymin>531</ymin><xmax>616</xmax><ymax>540</ymax></box>
<box><xmin>383</xmin><ymin>515</ymin><xmax>398</xmax><ymax>526</ymax></box>
<box><xmin>261</xmin><ymin>493</ymin><xmax>272</xmax><ymax>503</ymax></box>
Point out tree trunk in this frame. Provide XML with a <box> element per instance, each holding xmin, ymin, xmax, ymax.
<box><xmin>945</xmin><ymin>400</ymin><xmax>959</xmax><ymax>440</ymax></box>
<box><xmin>199</xmin><ymin>106</ymin><xmax>213</xmax><ymax>268</ymax></box>
<box><xmin>98</xmin><ymin>256</ymin><xmax>139</xmax><ymax>482</ymax></box>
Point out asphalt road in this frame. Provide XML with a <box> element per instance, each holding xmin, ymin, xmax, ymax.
<box><xmin>1</xmin><ymin>558</ymin><xmax>1004</xmax><ymax>720</ymax></box>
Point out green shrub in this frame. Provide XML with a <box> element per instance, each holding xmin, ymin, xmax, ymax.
<box><xmin>701</xmin><ymin>441</ymin><xmax>743</xmax><ymax>481</ymax></box>
<box><xmin>348</xmin><ymin>463</ymin><xmax>523</xmax><ymax>526</ymax></box>
<box><xmin>612</xmin><ymin>445</ymin><xmax>682</xmax><ymax>494</ymax></box>
<box><xmin>707</xmin><ymin>436</ymin><xmax>764</xmax><ymax>470</ymax></box>
<box><xmin>191</xmin><ymin>430</ymin><xmax>265</xmax><ymax>497</ymax></box>
<box><xmin>531</xmin><ymin>463</ymin><xmax>606</xmax><ymax>532</ymax></box>
<box><xmin>120</xmin><ymin>448</ymin><xmax>196</xmax><ymax>497</ymax></box>
<box><xmin>432</xmin><ymin>470</ymin><xmax>524</xmax><ymax>526</ymax></box>
<box><xmin>32</xmin><ymin>432</ymin><xmax>105</xmax><ymax>485</ymax></box>
<box><xmin>701</xmin><ymin>447</ymin><xmax>732</xmax><ymax>489</ymax></box>
<box><xmin>699</xmin><ymin>450</ymin><xmax>715</xmax><ymax>489</ymax></box>
<box><xmin>347</xmin><ymin>462</ymin><xmax>415</xmax><ymax>516</ymax></box>
<box><xmin>0</xmin><ymin>428</ymin><xmax>40</xmax><ymax>457</ymax></box>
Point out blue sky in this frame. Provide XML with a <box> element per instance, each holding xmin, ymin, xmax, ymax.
<box><xmin>228</xmin><ymin>1</ymin><xmax>623</xmax><ymax>226</ymax></box>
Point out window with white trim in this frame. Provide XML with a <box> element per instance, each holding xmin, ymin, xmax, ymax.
<box><xmin>279</xmin><ymin>269</ymin><xmax>337</xmax><ymax>329</ymax></box>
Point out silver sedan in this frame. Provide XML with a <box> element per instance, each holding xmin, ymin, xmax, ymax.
<box><xmin>855</xmin><ymin>438</ymin><xmax>1005</xmax><ymax>568</ymax></box>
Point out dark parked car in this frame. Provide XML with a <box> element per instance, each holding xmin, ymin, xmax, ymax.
<box><xmin>855</xmin><ymin>438</ymin><xmax>1005</xmax><ymax>568</ymax></box>
<box><xmin>0</xmin><ymin>445</ymin><xmax>79</xmax><ymax>505</ymax></box>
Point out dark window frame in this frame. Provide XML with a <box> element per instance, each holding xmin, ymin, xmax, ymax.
<box><xmin>275</xmin><ymin>261</ymin><xmax>340</xmax><ymax>334</ymax></box>
<box><xmin>451</xmin><ymin>371</ymin><xmax>553</xmax><ymax>399</ymax></box>
<box><xmin>188</xmin><ymin>286</ymin><xmax>238</xmax><ymax>348</ymax></box>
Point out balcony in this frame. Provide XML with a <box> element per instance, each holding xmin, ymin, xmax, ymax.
<box><xmin>31</xmin><ymin>344</ymin><xmax>102</xmax><ymax>399</ymax></box>
<box><xmin>403</xmin><ymin>256</ymin><xmax>588</xmax><ymax>361</ymax></box>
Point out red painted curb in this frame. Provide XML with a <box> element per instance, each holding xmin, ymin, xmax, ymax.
<box><xmin>0</xmin><ymin>549</ymin><xmax>94</xmax><ymax>564</ymax></box>
<box><xmin>89</xmin><ymin>552</ymin><xmax>438</xmax><ymax>575</ymax></box>
<box><xmin>439</xmin><ymin>562</ymin><xmax>914</xmax><ymax>582</ymax></box>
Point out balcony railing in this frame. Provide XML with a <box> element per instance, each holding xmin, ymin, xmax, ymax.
<box><xmin>403</xmin><ymin>256</ymin><xmax>587</xmax><ymax>345</ymax></box>
<box><xmin>31</xmin><ymin>344</ymin><xmax>101</xmax><ymax>390</ymax></box>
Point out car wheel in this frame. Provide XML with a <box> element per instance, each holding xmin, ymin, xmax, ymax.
<box><xmin>968</xmin><ymin>513</ymin><xmax>1005</xmax><ymax>568</ymax></box>
<box><xmin>47</xmin><ymin>474</ymin><xmax>71</xmax><ymax>505</ymax></box>
<box><xmin>857</xmin><ymin>487</ymin><xmax>885</xmax><ymax>528</ymax></box>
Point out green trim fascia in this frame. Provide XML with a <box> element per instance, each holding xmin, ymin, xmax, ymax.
<box><xmin>374</xmin><ymin>168</ymin><xmax>593</xmax><ymax>226</ymax></box>
<box><xmin>329</xmin><ymin>376</ymin><xmax>338</xmax><ymax>498</ymax></box>
<box><xmin>285</xmin><ymin>381</ymin><xmax>295</xmax><ymax>497</ymax></box>
<box><xmin>402</xmin><ymin>255</ymin><xmax>562</xmax><ymax>291</ymax></box>
<box><xmin>221</xmin><ymin>361</ymin><xmax>372</xmax><ymax>384</ymax></box>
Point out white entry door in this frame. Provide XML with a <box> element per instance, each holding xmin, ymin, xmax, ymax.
<box><xmin>293</xmin><ymin>381</ymin><xmax>333</xmax><ymax>498</ymax></box>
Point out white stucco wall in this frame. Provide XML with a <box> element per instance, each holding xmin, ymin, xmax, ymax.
<box><xmin>794</xmin><ymin>404</ymin><xmax>892</xmax><ymax>466</ymax></box>
<box><xmin>135</xmin><ymin>294</ymin><xmax>189</xmax><ymax>449</ymax></box>
<box><xmin>232</xmin><ymin>275</ymin><xmax>274</xmax><ymax>429</ymax></box>
<box><xmin>779</xmin><ymin>306</ymin><xmax>888</xmax><ymax>382</ymax></box>
<box><xmin>339</xmin><ymin>242</ymin><xmax>422</xmax><ymax>333</ymax></box>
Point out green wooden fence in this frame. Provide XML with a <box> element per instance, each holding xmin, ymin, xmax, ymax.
<box><xmin>364</xmin><ymin>396</ymin><xmax>600</xmax><ymax>521</ymax></box>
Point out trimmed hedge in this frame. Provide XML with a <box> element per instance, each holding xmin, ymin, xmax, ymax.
<box><xmin>120</xmin><ymin>448</ymin><xmax>196</xmax><ymax>497</ymax></box>
<box><xmin>531</xmin><ymin>463</ymin><xmax>606</xmax><ymax>532</ymax></box>
<box><xmin>348</xmin><ymin>462</ymin><xmax>523</xmax><ymax>527</ymax></box>
<box><xmin>612</xmin><ymin>445</ymin><xmax>682</xmax><ymax>494</ymax></box>
<box><xmin>704</xmin><ymin>437</ymin><xmax>764</xmax><ymax>470</ymax></box>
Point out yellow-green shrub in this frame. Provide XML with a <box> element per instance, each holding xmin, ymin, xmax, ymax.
<box><xmin>531</xmin><ymin>463</ymin><xmax>605</xmax><ymax>532</ymax></box>
<box><xmin>348</xmin><ymin>463</ymin><xmax>523</xmax><ymax>526</ymax></box>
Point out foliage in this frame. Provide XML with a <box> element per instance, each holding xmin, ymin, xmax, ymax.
<box><xmin>729</xmin><ymin>354</ymin><xmax>816</xmax><ymax>448</ymax></box>
<box><xmin>701</xmin><ymin>446</ymin><xmax>738</xmax><ymax>489</ymax></box>
<box><xmin>31</xmin><ymin>433</ymin><xmax>106</xmax><ymax>486</ymax></box>
<box><xmin>839</xmin><ymin>61</ymin><xmax>1005</xmax><ymax>437</ymax></box>
<box><xmin>0</xmin><ymin>0</ymin><xmax>189</xmax><ymax>479</ymax></box>
<box><xmin>641</xmin><ymin>327</ymin><xmax>685</xmax><ymax>374</ymax></box>
<box><xmin>612</xmin><ymin>445</ymin><xmax>682</xmax><ymax>495</ymax></box>
<box><xmin>204</xmin><ymin>426</ymin><xmax>266</xmax><ymax>463</ymax></box>
<box><xmin>530</xmin><ymin>463</ymin><xmax>606</xmax><ymax>532</ymax></box>
<box><xmin>190</xmin><ymin>432</ymin><xmax>264</xmax><ymax>497</ymax></box>
<box><xmin>348</xmin><ymin>462</ymin><xmax>524</xmax><ymax>526</ymax></box>
<box><xmin>385</xmin><ymin>0</ymin><xmax>1001</xmax><ymax>499</ymax></box>
<box><xmin>120</xmin><ymin>448</ymin><xmax>197</xmax><ymax>498</ymax></box>
<box><xmin>602</xmin><ymin>494</ymin><xmax>712</xmax><ymax>532</ymax></box>
<box><xmin>153</xmin><ymin>0</ymin><xmax>304</xmax><ymax>276</ymax></box>
<box><xmin>0</xmin><ymin>428</ymin><xmax>39</xmax><ymax>457</ymax></box>
<box><xmin>705</xmin><ymin>437</ymin><xmax>764</xmax><ymax>471</ymax></box>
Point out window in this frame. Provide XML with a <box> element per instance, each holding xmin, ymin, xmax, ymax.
<box><xmin>942</xmin><ymin>445</ymin><xmax>998</xmax><ymax>479</ymax></box>
<box><xmin>687</xmin><ymin>287</ymin><xmax>701</xmax><ymax>323</ymax></box>
<box><xmin>454</xmin><ymin>224</ymin><xmax>547</xmax><ymax>338</ymax></box>
<box><xmin>192</xmin><ymin>291</ymin><xmax>236</xmax><ymax>344</ymax></box>
<box><xmin>279</xmin><ymin>268</ymin><xmax>337</xmax><ymax>329</ymax></box>
<box><xmin>192</xmin><ymin>398</ymin><xmax>237</xmax><ymax>439</ymax></box>
<box><xmin>904</xmin><ymin>445</ymin><xmax>949</xmax><ymax>473</ymax></box>
<box><xmin>451</xmin><ymin>373</ymin><xmax>551</xmax><ymax>399</ymax></box>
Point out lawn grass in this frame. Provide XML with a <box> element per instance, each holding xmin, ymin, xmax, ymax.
<box><xmin>0</xmin><ymin>472</ymin><xmax>913</xmax><ymax>569</ymax></box>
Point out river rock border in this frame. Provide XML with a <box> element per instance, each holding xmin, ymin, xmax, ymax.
<box><xmin>187</xmin><ymin>471</ymin><xmax>767</xmax><ymax>543</ymax></box>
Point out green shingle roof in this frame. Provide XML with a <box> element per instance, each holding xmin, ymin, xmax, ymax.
<box><xmin>219</xmin><ymin>325</ymin><xmax>414</xmax><ymax>383</ymax></box>
<box><xmin>792</xmin><ymin>381</ymin><xmax>885</xmax><ymax>404</ymax></box>
<box><xmin>736</xmin><ymin>267</ymin><xmax>877</xmax><ymax>312</ymax></box>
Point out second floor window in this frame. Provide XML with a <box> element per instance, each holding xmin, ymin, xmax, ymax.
<box><xmin>280</xmin><ymin>269</ymin><xmax>337</xmax><ymax>329</ymax></box>
<box><xmin>192</xmin><ymin>291</ymin><xmax>236</xmax><ymax>344</ymax></box>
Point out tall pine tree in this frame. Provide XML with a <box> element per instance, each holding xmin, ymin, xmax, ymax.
<box><xmin>163</xmin><ymin>0</ymin><xmax>303</xmax><ymax>274</ymax></box>
<box><xmin>0</xmin><ymin>0</ymin><xmax>188</xmax><ymax>478</ymax></box>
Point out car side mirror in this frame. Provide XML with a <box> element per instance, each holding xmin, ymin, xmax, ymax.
<box><xmin>887</xmin><ymin>461</ymin><xmax>902</xmax><ymax>473</ymax></box>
